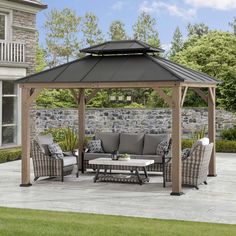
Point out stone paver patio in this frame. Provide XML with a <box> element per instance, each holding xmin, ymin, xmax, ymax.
<box><xmin>0</xmin><ymin>153</ymin><xmax>235</xmax><ymax>224</ymax></box>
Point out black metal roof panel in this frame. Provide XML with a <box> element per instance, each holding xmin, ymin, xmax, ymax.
<box><xmin>80</xmin><ymin>40</ymin><xmax>164</xmax><ymax>55</ymax></box>
<box><xmin>16</xmin><ymin>53</ymin><xmax>218</xmax><ymax>85</ymax></box>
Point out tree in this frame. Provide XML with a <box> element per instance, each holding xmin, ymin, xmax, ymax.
<box><xmin>109</xmin><ymin>20</ymin><xmax>127</xmax><ymax>40</ymax></box>
<box><xmin>45</xmin><ymin>8</ymin><xmax>81</xmax><ymax>67</ymax></box>
<box><xmin>81</xmin><ymin>12</ymin><xmax>103</xmax><ymax>47</ymax></box>
<box><xmin>35</xmin><ymin>32</ymin><xmax>46</xmax><ymax>73</ymax></box>
<box><xmin>187</xmin><ymin>23</ymin><xmax>209</xmax><ymax>38</ymax></box>
<box><xmin>169</xmin><ymin>27</ymin><xmax>183</xmax><ymax>59</ymax></box>
<box><xmin>229</xmin><ymin>17</ymin><xmax>236</xmax><ymax>35</ymax></box>
<box><xmin>133</xmin><ymin>12</ymin><xmax>160</xmax><ymax>47</ymax></box>
<box><xmin>173</xmin><ymin>31</ymin><xmax>236</xmax><ymax>111</ymax></box>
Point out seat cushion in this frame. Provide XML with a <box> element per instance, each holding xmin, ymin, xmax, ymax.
<box><xmin>84</xmin><ymin>153</ymin><xmax>111</xmax><ymax>161</ymax></box>
<box><xmin>130</xmin><ymin>155</ymin><xmax>162</xmax><ymax>163</ymax></box>
<box><xmin>36</xmin><ymin>134</ymin><xmax>54</xmax><ymax>154</ymax></box>
<box><xmin>62</xmin><ymin>155</ymin><xmax>77</xmax><ymax>166</ymax></box>
<box><xmin>96</xmin><ymin>132</ymin><xmax>120</xmax><ymax>153</ymax></box>
<box><xmin>119</xmin><ymin>133</ymin><xmax>144</xmax><ymax>155</ymax></box>
<box><xmin>143</xmin><ymin>134</ymin><xmax>170</xmax><ymax>155</ymax></box>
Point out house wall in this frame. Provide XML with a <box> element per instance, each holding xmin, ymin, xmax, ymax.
<box><xmin>12</xmin><ymin>10</ymin><xmax>37</xmax><ymax>75</ymax></box>
<box><xmin>31</xmin><ymin>108</ymin><xmax>236</xmax><ymax>139</ymax></box>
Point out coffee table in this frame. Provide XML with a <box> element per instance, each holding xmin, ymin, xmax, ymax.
<box><xmin>89</xmin><ymin>158</ymin><xmax>154</xmax><ymax>185</ymax></box>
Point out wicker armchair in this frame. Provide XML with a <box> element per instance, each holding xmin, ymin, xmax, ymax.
<box><xmin>31</xmin><ymin>140</ymin><xmax>78</xmax><ymax>182</ymax></box>
<box><xmin>164</xmin><ymin>141</ymin><xmax>213</xmax><ymax>189</ymax></box>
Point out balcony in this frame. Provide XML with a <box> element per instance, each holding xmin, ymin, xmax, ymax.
<box><xmin>0</xmin><ymin>40</ymin><xmax>25</xmax><ymax>64</ymax></box>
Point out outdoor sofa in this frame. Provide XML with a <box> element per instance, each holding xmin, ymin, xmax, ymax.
<box><xmin>84</xmin><ymin>132</ymin><xmax>171</xmax><ymax>173</ymax></box>
<box><xmin>31</xmin><ymin>134</ymin><xmax>78</xmax><ymax>182</ymax></box>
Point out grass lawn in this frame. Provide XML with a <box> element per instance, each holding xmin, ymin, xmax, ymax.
<box><xmin>0</xmin><ymin>207</ymin><xmax>235</xmax><ymax>236</ymax></box>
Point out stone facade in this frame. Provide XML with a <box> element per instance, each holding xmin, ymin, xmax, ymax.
<box><xmin>31</xmin><ymin>108</ymin><xmax>236</xmax><ymax>139</ymax></box>
<box><xmin>12</xmin><ymin>10</ymin><xmax>37</xmax><ymax>75</ymax></box>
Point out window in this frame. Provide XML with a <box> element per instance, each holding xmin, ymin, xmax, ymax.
<box><xmin>0</xmin><ymin>13</ymin><xmax>6</xmax><ymax>40</ymax></box>
<box><xmin>0</xmin><ymin>81</ymin><xmax>18</xmax><ymax>146</ymax></box>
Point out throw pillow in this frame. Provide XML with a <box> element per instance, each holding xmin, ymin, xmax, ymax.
<box><xmin>87</xmin><ymin>140</ymin><xmax>104</xmax><ymax>153</ymax></box>
<box><xmin>182</xmin><ymin>148</ymin><xmax>191</xmax><ymax>160</ymax></box>
<box><xmin>48</xmin><ymin>143</ymin><xmax>64</xmax><ymax>159</ymax></box>
<box><xmin>156</xmin><ymin>140</ymin><xmax>169</xmax><ymax>157</ymax></box>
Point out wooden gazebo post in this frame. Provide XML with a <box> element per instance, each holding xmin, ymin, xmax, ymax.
<box><xmin>171</xmin><ymin>85</ymin><xmax>183</xmax><ymax>195</ymax></box>
<box><xmin>208</xmin><ymin>87</ymin><xmax>216</xmax><ymax>176</ymax></box>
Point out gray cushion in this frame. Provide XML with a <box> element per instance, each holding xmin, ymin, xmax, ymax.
<box><xmin>62</xmin><ymin>155</ymin><xmax>77</xmax><ymax>166</ymax></box>
<box><xmin>130</xmin><ymin>155</ymin><xmax>162</xmax><ymax>163</ymax></box>
<box><xmin>119</xmin><ymin>133</ymin><xmax>144</xmax><ymax>155</ymax></box>
<box><xmin>37</xmin><ymin>134</ymin><xmax>54</xmax><ymax>154</ymax></box>
<box><xmin>84</xmin><ymin>153</ymin><xmax>111</xmax><ymax>161</ymax></box>
<box><xmin>143</xmin><ymin>134</ymin><xmax>170</xmax><ymax>155</ymax></box>
<box><xmin>96</xmin><ymin>132</ymin><xmax>120</xmax><ymax>153</ymax></box>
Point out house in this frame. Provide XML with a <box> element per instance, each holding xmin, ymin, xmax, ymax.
<box><xmin>0</xmin><ymin>0</ymin><xmax>47</xmax><ymax>148</ymax></box>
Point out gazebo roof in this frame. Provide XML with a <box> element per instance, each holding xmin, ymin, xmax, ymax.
<box><xmin>80</xmin><ymin>40</ymin><xmax>164</xmax><ymax>54</ymax></box>
<box><xmin>17</xmin><ymin>40</ymin><xmax>218</xmax><ymax>86</ymax></box>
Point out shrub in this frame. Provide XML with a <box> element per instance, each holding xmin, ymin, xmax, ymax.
<box><xmin>0</xmin><ymin>148</ymin><xmax>21</xmax><ymax>163</ymax></box>
<box><xmin>220</xmin><ymin>126</ymin><xmax>236</xmax><ymax>141</ymax></box>
<box><xmin>182</xmin><ymin>139</ymin><xmax>236</xmax><ymax>153</ymax></box>
<box><xmin>182</xmin><ymin>139</ymin><xmax>194</xmax><ymax>149</ymax></box>
<box><xmin>41</xmin><ymin>128</ymin><xmax>68</xmax><ymax>143</ymax></box>
<box><xmin>216</xmin><ymin>140</ymin><xmax>236</xmax><ymax>153</ymax></box>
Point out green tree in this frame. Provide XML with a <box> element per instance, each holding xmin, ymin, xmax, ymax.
<box><xmin>81</xmin><ymin>12</ymin><xmax>103</xmax><ymax>47</ymax></box>
<box><xmin>169</xmin><ymin>26</ymin><xmax>183</xmax><ymax>59</ymax></box>
<box><xmin>173</xmin><ymin>31</ymin><xmax>236</xmax><ymax>111</ymax></box>
<box><xmin>229</xmin><ymin>17</ymin><xmax>236</xmax><ymax>35</ymax></box>
<box><xmin>187</xmin><ymin>23</ymin><xmax>209</xmax><ymax>38</ymax></box>
<box><xmin>109</xmin><ymin>20</ymin><xmax>127</xmax><ymax>40</ymax></box>
<box><xmin>45</xmin><ymin>8</ymin><xmax>81</xmax><ymax>66</ymax></box>
<box><xmin>133</xmin><ymin>12</ymin><xmax>160</xmax><ymax>47</ymax></box>
<box><xmin>35</xmin><ymin>33</ymin><xmax>46</xmax><ymax>73</ymax></box>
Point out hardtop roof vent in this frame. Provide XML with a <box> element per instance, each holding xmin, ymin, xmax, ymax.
<box><xmin>80</xmin><ymin>40</ymin><xmax>164</xmax><ymax>55</ymax></box>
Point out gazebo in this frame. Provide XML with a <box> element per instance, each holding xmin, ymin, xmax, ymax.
<box><xmin>17</xmin><ymin>40</ymin><xmax>218</xmax><ymax>195</ymax></box>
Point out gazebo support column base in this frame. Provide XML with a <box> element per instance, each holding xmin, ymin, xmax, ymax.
<box><xmin>20</xmin><ymin>183</ymin><xmax>32</xmax><ymax>187</ymax></box>
<box><xmin>170</xmin><ymin>192</ymin><xmax>184</xmax><ymax>196</ymax></box>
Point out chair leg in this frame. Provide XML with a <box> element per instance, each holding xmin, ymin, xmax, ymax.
<box><xmin>195</xmin><ymin>186</ymin><xmax>199</xmax><ymax>190</ymax></box>
<box><xmin>204</xmin><ymin>181</ymin><xmax>207</xmax><ymax>185</ymax></box>
<box><xmin>34</xmin><ymin>177</ymin><xmax>39</xmax><ymax>182</ymax></box>
<box><xmin>61</xmin><ymin>175</ymin><xmax>64</xmax><ymax>182</ymax></box>
<box><xmin>76</xmin><ymin>172</ymin><xmax>79</xmax><ymax>178</ymax></box>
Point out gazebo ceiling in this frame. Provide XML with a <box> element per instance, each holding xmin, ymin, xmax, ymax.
<box><xmin>16</xmin><ymin>40</ymin><xmax>218</xmax><ymax>86</ymax></box>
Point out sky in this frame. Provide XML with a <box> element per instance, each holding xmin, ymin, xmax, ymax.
<box><xmin>37</xmin><ymin>0</ymin><xmax>236</xmax><ymax>51</ymax></box>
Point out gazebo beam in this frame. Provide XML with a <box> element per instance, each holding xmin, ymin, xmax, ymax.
<box><xmin>78</xmin><ymin>89</ymin><xmax>86</xmax><ymax>173</ymax></box>
<box><xmin>192</xmin><ymin>88</ymin><xmax>208</xmax><ymax>103</ymax></box>
<box><xmin>171</xmin><ymin>86</ymin><xmax>183</xmax><ymax>196</ymax></box>
<box><xmin>208</xmin><ymin>87</ymin><xmax>216</xmax><ymax>176</ymax></box>
<box><xmin>19</xmin><ymin>82</ymin><xmax>216</xmax><ymax>89</ymax></box>
<box><xmin>181</xmin><ymin>86</ymin><xmax>188</xmax><ymax>107</ymax></box>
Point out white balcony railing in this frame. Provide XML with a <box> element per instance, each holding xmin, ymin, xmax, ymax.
<box><xmin>0</xmin><ymin>40</ymin><xmax>25</xmax><ymax>63</ymax></box>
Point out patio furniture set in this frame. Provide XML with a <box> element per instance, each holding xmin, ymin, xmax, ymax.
<box><xmin>31</xmin><ymin>132</ymin><xmax>213</xmax><ymax>189</ymax></box>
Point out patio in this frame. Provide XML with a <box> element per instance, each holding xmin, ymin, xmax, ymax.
<box><xmin>0</xmin><ymin>152</ymin><xmax>235</xmax><ymax>224</ymax></box>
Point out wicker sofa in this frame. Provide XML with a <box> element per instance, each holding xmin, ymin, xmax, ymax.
<box><xmin>164</xmin><ymin>138</ymin><xmax>213</xmax><ymax>189</ymax></box>
<box><xmin>31</xmin><ymin>134</ymin><xmax>78</xmax><ymax>182</ymax></box>
<box><xmin>84</xmin><ymin>132</ymin><xmax>171</xmax><ymax>172</ymax></box>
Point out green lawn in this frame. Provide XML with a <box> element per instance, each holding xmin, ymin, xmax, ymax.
<box><xmin>0</xmin><ymin>207</ymin><xmax>235</xmax><ymax>236</ymax></box>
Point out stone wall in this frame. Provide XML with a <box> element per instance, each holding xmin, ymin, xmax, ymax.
<box><xmin>31</xmin><ymin>108</ymin><xmax>236</xmax><ymax>139</ymax></box>
<box><xmin>12</xmin><ymin>10</ymin><xmax>37</xmax><ymax>75</ymax></box>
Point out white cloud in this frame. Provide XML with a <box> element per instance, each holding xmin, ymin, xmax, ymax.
<box><xmin>111</xmin><ymin>1</ymin><xmax>125</xmax><ymax>11</ymax></box>
<box><xmin>184</xmin><ymin>0</ymin><xmax>236</xmax><ymax>10</ymax></box>
<box><xmin>139</xmin><ymin>1</ymin><xmax>196</xmax><ymax>20</ymax></box>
